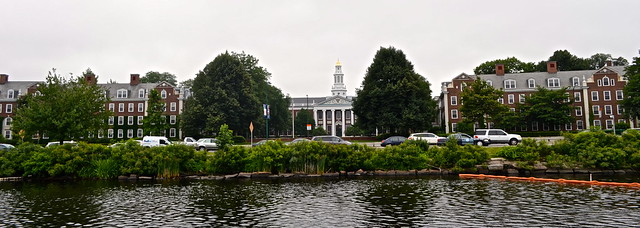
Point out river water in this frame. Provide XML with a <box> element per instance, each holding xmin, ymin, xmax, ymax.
<box><xmin>1</xmin><ymin>175</ymin><xmax>639</xmax><ymax>227</ymax></box>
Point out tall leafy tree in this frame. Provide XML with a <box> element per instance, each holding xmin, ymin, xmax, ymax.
<box><xmin>181</xmin><ymin>52</ymin><xmax>260</xmax><ymax>137</ymax></box>
<box><xmin>460</xmin><ymin>78</ymin><xmax>508</xmax><ymax>128</ymax></box>
<box><xmin>143</xmin><ymin>89</ymin><xmax>168</xmax><ymax>136</ymax></box>
<box><xmin>519</xmin><ymin>87</ymin><xmax>574</xmax><ymax>127</ymax></box>
<box><xmin>232</xmin><ymin>52</ymin><xmax>290</xmax><ymax>137</ymax></box>
<box><xmin>589</xmin><ymin>53</ymin><xmax>629</xmax><ymax>69</ymax></box>
<box><xmin>352</xmin><ymin>46</ymin><xmax>436</xmax><ymax>134</ymax></box>
<box><xmin>141</xmin><ymin>71</ymin><xmax>178</xmax><ymax>85</ymax></box>
<box><xmin>473</xmin><ymin>57</ymin><xmax>537</xmax><ymax>74</ymax></box>
<box><xmin>621</xmin><ymin>56</ymin><xmax>640</xmax><ymax>120</ymax></box>
<box><xmin>294</xmin><ymin>109</ymin><xmax>314</xmax><ymax>137</ymax></box>
<box><xmin>536</xmin><ymin>50</ymin><xmax>591</xmax><ymax>71</ymax></box>
<box><xmin>13</xmin><ymin>69</ymin><xmax>110</xmax><ymax>143</ymax></box>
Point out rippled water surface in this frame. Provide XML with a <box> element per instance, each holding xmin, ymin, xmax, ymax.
<box><xmin>1</xmin><ymin>175</ymin><xmax>640</xmax><ymax>227</ymax></box>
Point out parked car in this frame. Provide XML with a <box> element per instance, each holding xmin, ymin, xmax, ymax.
<box><xmin>311</xmin><ymin>136</ymin><xmax>352</xmax><ymax>145</ymax></box>
<box><xmin>45</xmin><ymin>141</ymin><xmax>78</xmax><ymax>147</ymax></box>
<box><xmin>381</xmin><ymin>136</ymin><xmax>407</xmax><ymax>147</ymax></box>
<box><xmin>473</xmin><ymin>129</ymin><xmax>522</xmax><ymax>146</ymax></box>
<box><xmin>286</xmin><ymin>138</ymin><xmax>310</xmax><ymax>145</ymax></box>
<box><xmin>252</xmin><ymin>139</ymin><xmax>274</xmax><ymax>147</ymax></box>
<box><xmin>140</xmin><ymin>136</ymin><xmax>172</xmax><ymax>147</ymax></box>
<box><xmin>180</xmin><ymin>137</ymin><xmax>198</xmax><ymax>148</ymax></box>
<box><xmin>407</xmin><ymin>133</ymin><xmax>445</xmax><ymax>144</ymax></box>
<box><xmin>0</xmin><ymin>143</ymin><xmax>15</xmax><ymax>151</ymax></box>
<box><xmin>436</xmin><ymin>133</ymin><xmax>474</xmax><ymax>146</ymax></box>
<box><xmin>196</xmin><ymin>138</ymin><xmax>218</xmax><ymax>151</ymax></box>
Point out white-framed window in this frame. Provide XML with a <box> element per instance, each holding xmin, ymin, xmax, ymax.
<box><xmin>572</xmin><ymin>77</ymin><xmax>580</xmax><ymax>86</ymax></box>
<box><xmin>0</xmin><ymin>104</ymin><xmax>2</xmax><ymax>113</ymax></box>
<box><xmin>451</xmin><ymin>109</ymin><xmax>459</xmax><ymax>119</ymax></box>
<box><xmin>605</xmin><ymin>120</ymin><xmax>613</xmax><ymax>129</ymax></box>
<box><xmin>574</xmin><ymin>92</ymin><xmax>581</xmax><ymax>102</ymax></box>
<box><xmin>138</xmin><ymin>89</ymin><xmax>145</xmax><ymax>98</ymax></box>
<box><xmin>554</xmin><ymin>125</ymin><xmax>560</xmax><ymax>131</ymax></box>
<box><xmin>451</xmin><ymin>96</ymin><xmax>457</xmax><ymax>105</ymax></box>
<box><xmin>527</xmin><ymin>79</ymin><xmax>535</xmax><ymax>88</ymax></box>
<box><xmin>547</xmin><ymin>78</ymin><xmax>560</xmax><ymax>87</ymax></box>
<box><xmin>564</xmin><ymin>92</ymin><xmax>571</xmax><ymax>103</ymax></box>
<box><xmin>6</xmin><ymin>104</ymin><xmax>12</xmax><ymax>113</ymax></box>
<box><xmin>591</xmin><ymin>91</ymin><xmax>599</xmax><ymax>101</ymax></box>
<box><xmin>170</xmin><ymin>102</ymin><xmax>177</xmax><ymax>111</ymax></box>
<box><xmin>592</xmin><ymin>105</ymin><xmax>600</xmax><ymax>116</ymax></box>
<box><xmin>597</xmin><ymin>79</ymin><xmax>602</xmax><ymax>86</ymax></box>
<box><xmin>509</xmin><ymin>108</ymin><xmax>516</xmax><ymax>112</ymax></box>
<box><xmin>616</xmin><ymin>90</ymin><xmax>623</xmax><ymax>100</ymax></box>
<box><xmin>98</xmin><ymin>130</ymin><xmax>104</xmax><ymax>139</ymax></box>
<box><xmin>117</xmin><ymin>89</ymin><xmax>128</xmax><ymax>98</ymax></box>
<box><xmin>543</xmin><ymin>123</ymin><xmax>549</xmax><ymax>131</ymax></box>
<box><xmin>519</xmin><ymin>94</ymin><xmax>525</xmax><ymax>104</ymax></box>
<box><xmin>109</xmin><ymin>103</ymin><xmax>115</xmax><ymax>112</ymax></box>
<box><xmin>108</xmin><ymin>129</ymin><xmax>114</xmax><ymax>138</ymax></box>
<box><xmin>161</xmin><ymin>90</ymin><xmax>167</xmax><ymax>98</ymax></box>
<box><xmin>618</xmin><ymin>105</ymin><xmax>624</xmax><ymax>115</ymax></box>
<box><xmin>565</xmin><ymin>122</ymin><xmax>573</xmax><ymax>131</ymax></box>
<box><xmin>118</xmin><ymin>116</ymin><xmax>124</xmax><ymax>125</ymax></box>
<box><xmin>118</xmin><ymin>103</ymin><xmax>124</xmax><ymax>112</ymax></box>
<box><xmin>520</xmin><ymin>125</ymin><xmax>527</xmax><ymax>131</ymax></box>
<box><xmin>4</xmin><ymin>130</ymin><xmax>11</xmax><ymax>139</ymax></box>
<box><xmin>508</xmin><ymin>94</ymin><xmax>514</xmax><ymax>104</ymax></box>
<box><xmin>593</xmin><ymin>120</ymin><xmax>601</xmax><ymax>128</ymax></box>
<box><xmin>170</xmin><ymin>115</ymin><xmax>176</xmax><ymax>124</ymax></box>
<box><xmin>532</xmin><ymin>122</ymin><xmax>539</xmax><ymax>131</ymax></box>
<box><xmin>138</xmin><ymin>103</ymin><xmax>144</xmax><ymax>112</ymax></box>
<box><xmin>7</xmin><ymin>89</ymin><xmax>14</xmax><ymax>99</ymax></box>
<box><xmin>4</xmin><ymin>117</ymin><xmax>12</xmax><ymax>126</ymax></box>
<box><xmin>169</xmin><ymin>128</ymin><xmax>176</xmax><ymax>137</ymax></box>
<box><xmin>117</xmin><ymin>129</ymin><xmax>124</xmax><ymax>138</ymax></box>
<box><xmin>576</xmin><ymin>120</ymin><xmax>584</xmax><ymax>130</ymax></box>
<box><xmin>603</xmin><ymin>91</ymin><xmax>611</xmax><ymax>101</ymax></box>
<box><xmin>108</xmin><ymin>116</ymin><xmax>114</xmax><ymax>125</ymax></box>
<box><xmin>602</xmin><ymin>76</ymin><xmax>610</xmax><ymax>86</ymax></box>
<box><xmin>486</xmin><ymin>80</ymin><xmax>492</xmax><ymax>86</ymax></box>
<box><xmin>604</xmin><ymin>105</ymin><xmax>612</xmax><ymax>115</ymax></box>
<box><xmin>504</xmin><ymin>80</ymin><xmax>516</xmax><ymax>89</ymax></box>
<box><xmin>138</xmin><ymin>116</ymin><xmax>143</xmax><ymax>125</ymax></box>
<box><xmin>127</xmin><ymin>129</ymin><xmax>134</xmax><ymax>138</ymax></box>
<box><xmin>452</xmin><ymin>123</ymin><xmax>458</xmax><ymax>132</ymax></box>
<box><xmin>576</xmin><ymin>107</ymin><xmax>583</xmax><ymax>116</ymax></box>
<box><xmin>128</xmin><ymin>103</ymin><xmax>134</xmax><ymax>112</ymax></box>
<box><xmin>128</xmin><ymin>116</ymin><xmax>134</xmax><ymax>125</ymax></box>
<box><xmin>137</xmin><ymin>129</ymin><xmax>143</xmax><ymax>138</ymax></box>
<box><xmin>610</xmin><ymin>78</ymin><xmax>615</xmax><ymax>86</ymax></box>
<box><xmin>498</xmin><ymin>97</ymin><xmax>504</xmax><ymax>104</ymax></box>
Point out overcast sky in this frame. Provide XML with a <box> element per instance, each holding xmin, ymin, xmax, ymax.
<box><xmin>2</xmin><ymin>0</ymin><xmax>639</xmax><ymax>98</ymax></box>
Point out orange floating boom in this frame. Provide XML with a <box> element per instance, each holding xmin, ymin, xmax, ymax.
<box><xmin>459</xmin><ymin>174</ymin><xmax>640</xmax><ymax>189</ymax></box>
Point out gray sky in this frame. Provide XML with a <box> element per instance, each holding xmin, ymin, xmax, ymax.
<box><xmin>2</xmin><ymin>0</ymin><xmax>639</xmax><ymax>98</ymax></box>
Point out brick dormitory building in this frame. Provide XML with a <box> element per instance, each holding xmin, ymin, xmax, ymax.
<box><xmin>0</xmin><ymin>73</ymin><xmax>191</xmax><ymax>141</ymax></box>
<box><xmin>440</xmin><ymin>60</ymin><xmax>638</xmax><ymax>133</ymax></box>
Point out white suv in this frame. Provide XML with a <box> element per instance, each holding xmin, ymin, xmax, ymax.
<box><xmin>473</xmin><ymin>129</ymin><xmax>521</xmax><ymax>146</ymax></box>
<box><xmin>407</xmin><ymin>133</ymin><xmax>445</xmax><ymax>144</ymax></box>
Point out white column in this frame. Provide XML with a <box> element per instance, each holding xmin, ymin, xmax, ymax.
<box><xmin>331</xmin><ymin>109</ymin><xmax>336</xmax><ymax>136</ymax></box>
<box><xmin>443</xmin><ymin>92</ymin><xmax>450</xmax><ymax>133</ymax></box>
<box><xmin>323</xmin><ymin>109</ymin><xmax>327</xmax><ymax>132</ymax></box>
<box><xmin>313</xmin><ymin>108</ymin><xmax>318</xmax><ymax>127</ymax></box>
<box><xmin>341</xmin><ymin>108</ymin><xmax>346</xmax><ymax>136</ymax></box>
<box><xmin>583</xmin><ymin>87</ymin><xmax>591</xmax><ymax>129</ymax></box>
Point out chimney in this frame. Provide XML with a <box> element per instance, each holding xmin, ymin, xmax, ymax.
<box><xmin>495</xmin><ymin>64</ymin><xmax>505</xmax><ymax>76</ymax></box>
<box><xmin>605</xmin><ymin>58</ymin><xmax>613</xmax><ymax>67</ymax></box>
<box><xmin>84</xmin><ymin>73</ymin><xmax>96</xmax><ymax>85</ymax></box>
<box><xmin>0</xmin><ymin>74</ymin><xmax>8</xmax><ymax>84</ymax></box>
<box><xmin>547</xmin><ymin>61</ymin><xmax>558</xmax><ymax>74</ymax></box>
<box><xmin>130</xmin><ymin>74</ymin><xmax>140</xmax><ymax>85</ymax></box>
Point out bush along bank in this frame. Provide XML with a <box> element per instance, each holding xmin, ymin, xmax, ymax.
<box><xmin>0</xmin><ymin>129</ymin><xmax>639</xmax><ymax>180</ymax></box>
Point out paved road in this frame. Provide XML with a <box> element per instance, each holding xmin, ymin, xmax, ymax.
<box><xmin>354</xmin><ymin>136</ymin><xmax>564</xmax><ymax>148</ymax></box>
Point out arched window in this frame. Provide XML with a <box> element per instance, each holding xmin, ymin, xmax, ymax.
<box><xmin>4</xmin><ymin>117</ymin><xmax>12</xmax><ymax>126</ymax></box>
<box><xmin>527</xmin><ymin>79</ymin><xmax>536</xmax><ymax>88</ymax></box>
<box><xmin>161</xmin><ymin>90</ymin><xmax>167</xmax><ymax>99</ymax></box>
<box><xmin>602</xmin><ymin>76</ymin><xmax>610</xmax><ymax>86</ymax></box>
<box><xmin>486</xmin><ymin>80</ymin><xmax>493</xmax><ymax>86</ymax></box>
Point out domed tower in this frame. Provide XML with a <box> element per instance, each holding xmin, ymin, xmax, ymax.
<box><xmin>331</xmin><ymin>60</ymin><xmax>347</xmax><ymax>96</ymax></box>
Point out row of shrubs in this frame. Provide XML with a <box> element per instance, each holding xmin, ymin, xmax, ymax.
<box><xmin>0</xmin><ymin>139</ymin><xmax>488</xmax><ymax>179</ymax></box>
<box><xmin>496</xmin><ymin>129</ymin><xmax>640</xmax><ymax>170</ymax></box>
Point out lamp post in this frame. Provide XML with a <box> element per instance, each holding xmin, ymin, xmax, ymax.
<box><xmin>306</xmin><ymin>95</ymin><xmax>309</xmax><ymax>137</ymax></box>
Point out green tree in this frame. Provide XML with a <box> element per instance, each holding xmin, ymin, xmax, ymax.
<box><xmin>519</xmin><ymin>87</ymin><xmax>574</xmax><ymax>127</ymax></box>
<box><xmin>179</xmin><ymin>79</ymin><xmax>194</xmax><ymax>88</ymax></box>
<box><xmin>621</xmin><ymin>56</ymin><xmax>640</xmax><ymax>120</ymax></box>
<box><xmin>13</xmin><ymin>69</ymin><xmax>110</xmax><ymax>144</ymax></box>
<box><xmin>143</xmin><ymin>90</ymin><xmax>168</xmax><ymax>136</ymax></box>
<box><xmin>345</xmin><ymin>125</ymin><xmax>364</xmax><ymax>136</ymax></box>
<box><xmin>537</xmin><ymin>50</ymin><xmax>591</xmax><ymax>71</ymax></box>
<box><xmin>216</xmin><ymin>124</ymin><xmax>234</xmax><ymax>151</ymax></box>
<box><xmin>141</xmin><ymin>71</ymin><xmax>178</xmax><ymax>85</ymax></box>
<box><xmin>473</xmin><ymin>57</ymin><xmax>537</xmax><ymax>74</ymax></box>
<box><xmin>181</xmin><ymin>52</ymin><xmax>260</xmax><ymax>137</ymax></box>
<box><xmin>353</xmin><ymin>46</ymin><xmax>436</xmax><ymax>134</ymax></box>
<box><xmin>460</xmin><ymin>78</ymin><xmax>508</xmax><ymax>128</ymax></box>
<box><xmin>311</xmin><ymin>127</ymin><xmax>327</xmax><ymax>136</ymax></box>
<box><xmin>589</xmin><ymin>53</ymin><xmax>629</xmax><ymax>69</ymax></box>
<box><xmin>294</xmin><ymin>109</ymin><xmax>314</xmax><ymax>137</ymax></box>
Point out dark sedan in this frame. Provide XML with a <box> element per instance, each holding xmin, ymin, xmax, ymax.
<box><xmin>437</xmin><ymin>133</ymin><xmax>474</xmax><ymax>146</ymax></box>
<box><xmin>381</xmin><ymin>136</ymin><xmax>407</xmax><ymax>147</ymax></box>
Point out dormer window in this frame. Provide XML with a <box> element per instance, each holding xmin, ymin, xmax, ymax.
<box><xmin>116</xmin><ymin>89</ymin><xmax>128</xmax><ymax>98</ymax></box>
<box><xmin>572</xmin><ymin>77</ymin><xmax>580</xmax><ymax>86</ymax></box>
<box><xmin>161</xmin><ymin>89</ymin><xmax>167</xmax><ymax>98</ymax></box>
<box><xmin>7</xmin><ymin>89</ymin><xmax>14</xmax><ymax>99</ymax></box>
<box><xmin>547</xmin><ymin>78</ymin><xmax>560</xmax><ymax>88</ymax></box>
<box><xmin>138</xmin><ymin>89</ymin><xmax>145</xmax><ymax>98</ymax></box>
<box><xmin>504</xmin><ymin>80</ymin><xmax>516</xmax><ymax>89</ymax></box>
<box><xmin>527</xmin><ymin>79</ymin><xmax>535</xmax><ymax>88</ymax></box>
<box><xmin>486</xmin><ymin>80</ymin><xmax>492</xmax><ymax>86</ymax></box>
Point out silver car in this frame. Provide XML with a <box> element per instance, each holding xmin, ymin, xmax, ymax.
<box><xmin>196</xmin><ymin>138</ymin><xmax>218</xmax><ymax>151</ymax></box>
<box><xmin>311</xmin><ymin>136</ymin><xmax>352</xmax><ymax>145</ymax></box>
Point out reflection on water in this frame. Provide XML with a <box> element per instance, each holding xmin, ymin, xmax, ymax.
<box><xmin>1</xmin><ymin>175</ymin><xmax>639</xmax><ymax>227</ymax></box>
